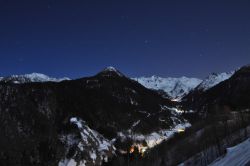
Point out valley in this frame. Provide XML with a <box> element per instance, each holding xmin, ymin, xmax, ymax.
<box><xmin>0</xmin><ymin>66</ymin><xmax>250</xmax><ymax>166</ymax></box>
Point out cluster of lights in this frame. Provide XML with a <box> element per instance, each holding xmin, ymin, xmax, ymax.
<box><xmin>129</xmin><ymin>143</ymin><xmax>147</xmax><ymax>156</ymax></box>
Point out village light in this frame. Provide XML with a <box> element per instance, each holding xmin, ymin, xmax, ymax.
<box><xmin>177</xmin><ymin>129</ymin><xmax>185</xmax><ymax>133</ymax></box>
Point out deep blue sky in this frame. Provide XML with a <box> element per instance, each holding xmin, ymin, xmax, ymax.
<box><xmin>0</xmin><ymin>0</ymin><xmax>250</xmax><ymax>79</ymax></box>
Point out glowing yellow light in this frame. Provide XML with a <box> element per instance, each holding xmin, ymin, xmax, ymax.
<box><xmin>129</xmin><ymin>144</ymin><xmax>148</xmax><ymax>156</ymax></box>
<box><xmin>177</xmin><ymin>129</ymin><xmax>185</xmax><ymax>133</ymax></box>
<box><xmin>129</xmin><ymin>146</ymin><xmax>134</xmax><ymax>153</ymax></box>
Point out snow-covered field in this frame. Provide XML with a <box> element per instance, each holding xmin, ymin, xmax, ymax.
<box><xmin>209</xmin><ymin>138</ymin><xmax>250</xmax><ymax>166</ymax></box>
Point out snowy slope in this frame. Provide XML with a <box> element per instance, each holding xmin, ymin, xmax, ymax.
<box><xmin>0</xmin><ymin>73</ymin><xmax>70</xmax><ymax>83</ymax></box>
<box><xmin>59</xmin><ymin>117</ymin><xmax>115</xmax><ymax>166</ymax></box>
<box><xmin>133</xmin><ymin>76</ymin><xmax>202</xmax><ymax>100</ymax></box>
<box><xmin>196</xmin><ymin>71</ymin><xmax>235</xmax><ymax>91</ymax></box>
<box><xmin>209</xmin><ymin>138</ymin><xmax>250</xmax><ymax>166</ymax></box>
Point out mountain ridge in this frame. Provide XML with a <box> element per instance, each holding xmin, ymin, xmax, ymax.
<box><xmin>0</xmin><ymin>73</ymin><xmax>70</xmax><ymax>83</ymax></box>
<box><xmin>0</xmin><ymin>67</ymin><xmax>236</xmax><ymax>102</ymax></box>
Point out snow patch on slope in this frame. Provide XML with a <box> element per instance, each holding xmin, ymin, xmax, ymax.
<box><xmin>209</xmin><ymin>138</ymin><xmax>250</xmax><ymax>166</ymax></box>
<box><xmin>59</xmin><ymin>117</ymin><xmax>115</xmax><ymax>166</ymax></box>
<box><xmin>70</xmin><ymin>117</ymin><xmax>115</xmax><ymax>155</ymax></box>
<box><xmin>59</xmin><ymin>159</ymin><xmax>81</xmax><ymax>166</ymax></box>
<box><xmin>133</xmin><ymin>76</ymin><xmax>202</xmax><ymax>100</ymax></box>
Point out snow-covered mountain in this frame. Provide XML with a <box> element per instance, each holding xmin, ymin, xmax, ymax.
<box><xmin>133</xmin><ymin>71</ymin><xmax>235</xmax><ymax>101</ymax></box>
<box><xmin>196</xmin><ymin>71</ymin><xmax>235</xmax><ymax>91</ymax></box>
<box><xmin>182</xmin><ymin>71</ymin><xmax>236</xmax><ymax>113</ymax></box>
<box><xmin>133</xmin><ymin>76</ymin><xmax>202</xmax><ymax>100</ymax></box>
<box><xmin>0</xmin><ymin>73</ymin><xmax>70</xmax><ymax>84</ymax></box>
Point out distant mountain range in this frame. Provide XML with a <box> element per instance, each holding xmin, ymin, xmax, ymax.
<box><xmin>0</xmin><ymin>68</ymin><xmax>235</xmax><ymax>101</ymax></box>
<box><xmin>133</xmin><ymin>72</ymin><xmax>235</xmax><ymax>101</ymax></box>
<box><xmin>133</xmin><ymin>76</ymin><xmax>202</xmax><ymax>100</ymax></box>
<box><xmin>0</xmin><ymin>73</ymin><xmax>70</xmax><ymax>83</ymax></box>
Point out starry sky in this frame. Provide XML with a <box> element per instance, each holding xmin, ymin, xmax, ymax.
<box><xmin>0</xmin><ymin>0</ymin><xmax>250</xmax><ymax>79</ymax></box>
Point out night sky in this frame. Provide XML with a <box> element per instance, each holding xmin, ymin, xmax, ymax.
<box><xmin>0</xmin><ymin>0</ymin><xmax>250</xmax><ymax>79</ymax></box>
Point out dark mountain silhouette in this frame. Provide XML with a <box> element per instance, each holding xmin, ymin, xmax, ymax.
<box><xmin>182</xmin><ymin>65</ymin><xmax>250</xmax><ymax>116</ymax></box>
<box><xmin>0</xmin><ymin>67</ymin><xmax>184</xmax><ymax>166</ymax></box>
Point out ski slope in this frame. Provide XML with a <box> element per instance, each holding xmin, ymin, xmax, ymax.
<box><xmin>209</xmin><ymin>138</ymin><xmax>250</xmax><ymax>166</ymax></box>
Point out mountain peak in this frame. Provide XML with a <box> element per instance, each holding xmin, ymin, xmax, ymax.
<box><xmin>103</xmin><ymin>66</ymin><xmax>118</xmax><ymax>72</ymax></box>
<box><xmin>97</xmin><ymin>66</ymin><xmax>124</xmax><ymax>77</ymax></box>
<box><xmin>196</xmin><ymin>71</ymin><xmax>235</xmax><ymax>91</ymax></box>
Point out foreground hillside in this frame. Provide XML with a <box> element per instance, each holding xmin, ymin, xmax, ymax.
<box><xmin>119</xmin><ymin>65</ymin><xmax>250</xmax><ymax>166</ymax></box>
<box><xmin>0</xmin><ymin>67</ymin><xmax>188</xmax><ymax>166</ymax></box>
<box><xmin>183</xmin><ymin>66</ymin><xmax>250</xmax><ymax>116</ymax></box>
<box><xmin>208</xmin><ymin>138</ymin><xmax>250</xmax><ymax>166</ymax></box>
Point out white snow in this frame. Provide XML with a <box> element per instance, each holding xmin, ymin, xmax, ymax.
<box><xmin>70</xmin><ymin>117</ymin><xmax>83</xmax><ymax>128</ymax></box>
<box><xmin>209</xmin><ymin>138</ymin><xmax>250</xmax><ymax>166</ymax></box>
<box><xmin>58</xmin><ymin>159</ymin><xmax>86</xmax><ymax>166</ymax></box>
<box><xmin>101</xmin><ymin>66</ymin><xmax>123</xmax><ymax>77</ymax></box>
<box><xmin>59</xmin><ymin>117</ymin><xmax>116</xmax><ymax>166</ymax></box>
<box><xmin>68</xmin><ymin>117</ymin><xmax>115</xmax><ymax>163</ymax></box>
<box><xmin>131</xmin><ymin>120</ymin><xmax>141</xmax><ymax>128</ymax></box>
<box><xmin>104</xmin><ymin>66</ymin><xmax>118</xmax><ymax>72</ymax></box>
<box><xmin>1</xmin><ymin>73</ymin><xmax>70</xmax><ymax>83</ymax></box>
<box><xmin>164</xmin><ymin>106</ymin><xmax>185</xmax><ymax>114</ymax></box>
<box><xmin>134</xmin><ymin>71</ymin><xmax>235</xmax><ymax>99</ymax></box>
<box><xmin>58</xmin><ymin>159</ymin><xmax>77</xmax><ymax>166</ymax></box>
<box><xmin>89</xmin><ymin>151</ymin><xmax>97</xmax><ymax>161</ymax></box>
<box><xmin>118</xmin><ymin>122</ymin><xmax>191</xmax><ymax>150</ymax></box>
<box><xmin>133</xmin><ymin>76</ymin><xmax>202</xmax><ymax>100</ymax></box>
<box><xmin>23</xmin><ymin>73</ymin><xmax>70</xmax><ymax>82</ymax></box>
<box><xmin>142</xmin><ymin>122</ymin><xmax>191</xmax><ymax>148</ymax></box>
<box><xmin>197</xmin><ymin>71</ymin><xmax>234</xmax><ymax>91</ymax></box>
<box><xmin>115</xmin><ymin>104</ymin><xmax>192</xmax><ymax>151</ymax></box>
